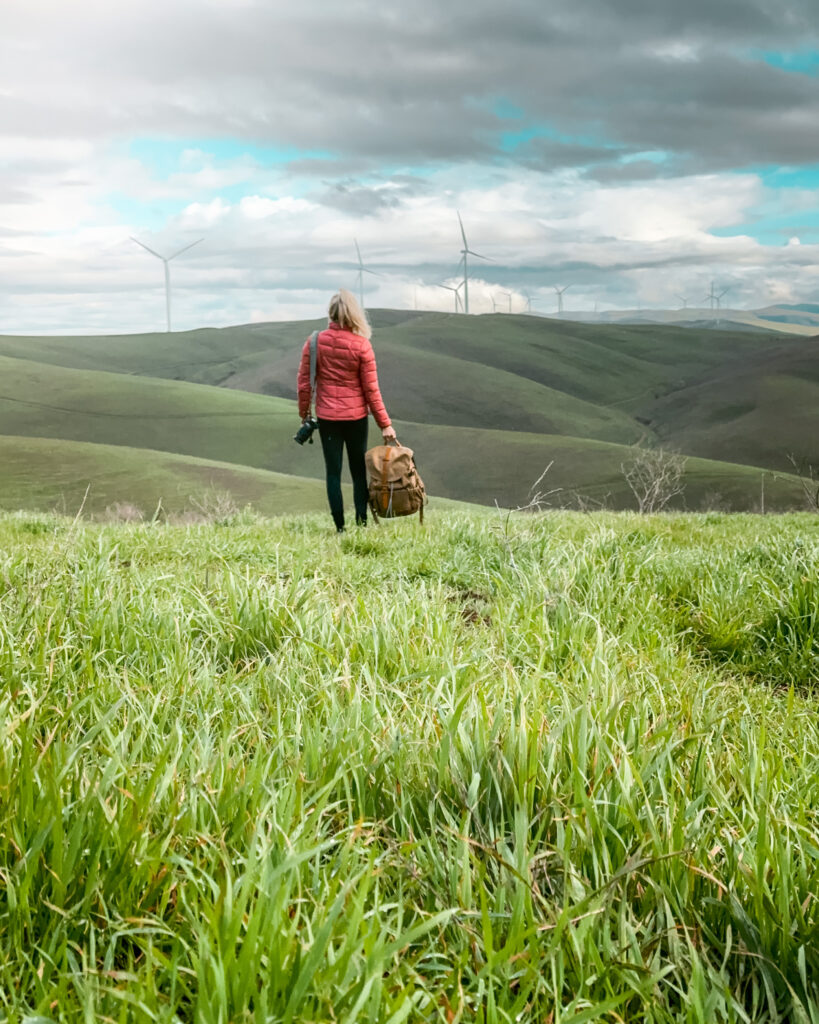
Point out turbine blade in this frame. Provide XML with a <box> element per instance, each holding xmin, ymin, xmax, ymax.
<box><xmin>167</xmin><ymin>238</ymin><xmax>203</xmax><ymax>261</ymax></box>
<box><xmin>355</xmin><ymin>238</ymin><xmax>363</xmax><ymax>266</ymax></box>
<box><xmin>466</xmin><ymin>248</ymin><xmax>492</xmax><ymax>261</ymax></box>
<box><xmin>457</xmin><ymin>210</ymin><xmax>468</xmax><ymax>247</ymax></box>
<box><xmin>130</xmin><ymin>236</ymin><xmax>164</xmax><ymax>260</ymax></box>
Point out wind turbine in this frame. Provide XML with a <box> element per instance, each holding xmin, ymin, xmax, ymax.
<box><xmin>354</xmin><ymin>239</ymin><xmax>380</xmax><ymax>309</ymax></box>
<box><xmin>502</xmin><ymin>291</ymin><xmax>513</xmax><ymax>313</ymax></box>
<box><xmin>491</xmin><ymin>296</ymin><xmax>503</xmax><ymax>313</ymax></box>
<box><xmin>705</xmin><ymin>281</ymin><xmax>729</xmax><ymax>312</ymax></box>
<box><xmin>553</xmin><ymin>284</ymin><xmax>571</xmax><ymax>315</ymax></box>
<box><xmin>457</xmin><ymin>211</ymin><xmax>491</xmax><ymax>314</ymax></box>
<box><xmin>676</xmin><ymin>294</ymin><xmax>689</xmax><ymax>309</ymax></box>
<box><xmin>438</xmin><ymin>282</ymin><xmax>463</xmax><ymax>312</ymax></box>
<box><xmin>522</xmin><ymin>291</ymin><xmax>532</xmax><ymax>313</ymax></box>
<box><xmin>130</xmin><ymin>236</ymin><xmax>203</xmax><ymax>333</ymax></box>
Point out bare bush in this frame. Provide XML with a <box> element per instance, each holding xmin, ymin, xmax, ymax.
<box><xmin>167</xmin><ymin>488</ymin><xmax>240</xmax><ymax>526</ymax></box>
<box><xmin>622</xmin><ymin>446</ymin><xmax>687</xmax><ymax>513</ymax></box>
<box><xmin>105</xmin><ymin>502</ymin><xmax>144</xmax><ymax>523</ymax></box>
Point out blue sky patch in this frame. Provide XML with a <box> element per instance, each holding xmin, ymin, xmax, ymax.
<box><xmin>752</xmin><ymin>48</ymin><xmax>819</xmax><ymax>75</ymax></box>
<box><xmin>127</xmin><ymin>137</ymin><xmax>336</xmax><ymax>177</ymax></box>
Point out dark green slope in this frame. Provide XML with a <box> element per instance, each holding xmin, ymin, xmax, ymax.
<box><xmin>645</xmin><ymin>336</ymin><xmax>819</xmax><ymax>470</ymax></box>
<box><xmin>366</xmin><ymin>312</ymin><xmax>778</xmax><ymax>411</ymax></box>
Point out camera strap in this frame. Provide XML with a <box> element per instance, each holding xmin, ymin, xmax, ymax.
<box><xmin>308</xmin><ymin>330</ymin><xmax>319</xmax><ymax>418</ymax></box>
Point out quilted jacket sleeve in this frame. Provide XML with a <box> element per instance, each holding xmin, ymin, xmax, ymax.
<box><xmin>359</xmin><ymin>339</ymin><xmax>391</xmax><ymax>429</ymax></box>
<box><xmin>296</xmin><ymin>336</ymin><xmax>312</xmax><ymax>421</ymax></box>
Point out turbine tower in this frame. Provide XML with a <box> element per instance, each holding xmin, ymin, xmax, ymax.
<box><xmin>503</xmin><ymin>291</ymin><xmax>513</xmax><ymax>313</ymax></box>
<box><xmin>522</xmin><ymin>291</ymin><xmax>532</xmax><ymax>313</ymax></box>
<box><xmin>438</xmin><ymin>282</ymin><xmax>463</xmax><ymax>312</ymax></box>
<box><xmin>553</xmin><ymin>284</ymin><xmax>571</xmax><ymax>315</ymax></box>
<box><xmin>354</xmin><ymin>239</ymin><xmax>379</xmax><ymax>309</ymax></box>
<box><xmin>457</xmin><ymin>211</ymin><xmax>490</xmax><ymax>315</ymax></box>
<box><xmin>130</xmin><ymin>236</ymin><xmax>203</xmax><ymax>333</ymax></box>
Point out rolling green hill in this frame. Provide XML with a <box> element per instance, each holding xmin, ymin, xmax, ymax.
<box><xmin>646</xmin><ymin>336</ymin><xmax>819</xmax><ymax>469</ymax></box>
<box><xmin>0</xmin><ymin>354</ymin><xmax>807</xmax><ymax>512</ymax></box>
<box><xmin>0</xmin><ymin>435</ymin><xmax>335</xmax><ymax>516</ymax></box>
<box><xmin>0</xmin><ymin>310</ymin><xmax>817</xmax><ymax>513</ymax></box>
<box><xmin>0</xmin><ymin>311</ymin><xmax>787</xmax><ymax>437</ymax></box>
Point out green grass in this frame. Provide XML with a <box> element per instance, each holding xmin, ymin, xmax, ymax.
<box><xmin>0</xmin><ymin>508</ymin><xmax>817</xmax><ymax>1021</ymax></box>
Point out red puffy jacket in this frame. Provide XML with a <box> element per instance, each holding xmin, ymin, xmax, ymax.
<box><xmin>297</xmin><ymin>322</ymin><xmax>391</xmax><ymax>428</ymax></box>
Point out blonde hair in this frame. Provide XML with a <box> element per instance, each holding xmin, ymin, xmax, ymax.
<box><xmin>328</xmin><ymin>288</ymin><xmax>372</xmax><ymax>339</ymax></box>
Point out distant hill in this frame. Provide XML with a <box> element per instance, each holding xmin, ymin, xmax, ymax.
<box><xmin>0</xmin><ymin>310</ymin><xmax>817</xmax><ymax>513</ymax></box>
<box><xmin>645</xmin><ymin>337</ymin><xmax>819</xmax><ymax>471</ymax></box>
<box><xmin>559</xmin><ymin>305</ymin><xmax>819</xmax><ymax>337</ymax></box>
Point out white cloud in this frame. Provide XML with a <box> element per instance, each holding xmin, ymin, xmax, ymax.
<box><xmin>2</xmin><ymin>148</ymin><xmax>818</xmax><ymax>333</ymax></box>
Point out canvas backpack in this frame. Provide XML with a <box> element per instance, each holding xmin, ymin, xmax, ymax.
<box><xmin>365</xmin><ymin>441</ymin><xmax>427</xmax><ymax>523</ymax></box>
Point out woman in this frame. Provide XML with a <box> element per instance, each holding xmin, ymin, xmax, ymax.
<box><xmin>297</xmin><ymin>289</ymin><xmax>396</xmax><ymax>532</ymax></box>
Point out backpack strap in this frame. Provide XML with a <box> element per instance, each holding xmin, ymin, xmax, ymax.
<box><xmin>308</xmin><ymin>330</ymin><xmax>319</xmax><ymax>418</ymax></box>
<box><xmin>380</xmin><ymin>446</ymin><xmax>392</xmax><ymax>514</ymax></box>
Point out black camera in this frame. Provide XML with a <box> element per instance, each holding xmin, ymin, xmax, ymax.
<box><xmin>293</xmin><ymin>417</ymin><xmax>318</xmax><ymax>445</ymax></box>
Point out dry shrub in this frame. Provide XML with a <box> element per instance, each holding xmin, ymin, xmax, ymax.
<box><xmin>104</xmin><ymin>502</ymin><xmax>145</xmax><ymax>523</ymax></box>
<box><xmin>622</xmin><ymin>446</ymin><xmax>687</xmax><ymax>513</ymax></box>
<box><xmin>167</xmin><ymin>488</ymin><xmax>240</xmax><ymax>526</ymax></box>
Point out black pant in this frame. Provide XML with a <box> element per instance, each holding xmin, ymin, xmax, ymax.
<box><xmin>317</xmin><ymin>417</ymin><xmax>369</xmax><ymax>530</ymax></box>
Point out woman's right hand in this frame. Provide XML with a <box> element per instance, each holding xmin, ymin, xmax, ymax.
<box><xmin>382</xmin><ymin>425</ymin><xmax>397</xmax><ymax>443</ymax></box>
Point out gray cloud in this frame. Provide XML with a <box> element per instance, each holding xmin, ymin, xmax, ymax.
<box><xmin>3</xmin><ymin>0</ymin><xmax>819</xmax><ymax>174</ymax></box>
<box><xmin>313</xmin><ymin>175</ymin><xmax>430</xmax><ymax>216</ymax></box>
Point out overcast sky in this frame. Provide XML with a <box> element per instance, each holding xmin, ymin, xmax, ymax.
<box><xmin>2</xmin><ymin>0</ymin><xmax>819</xmax><ymax>333</ymax></box>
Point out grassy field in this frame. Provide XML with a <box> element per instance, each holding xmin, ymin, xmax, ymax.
<box><xmin>0</xmin><ymin>508</ymin><xmax>817</xmax><ymax>1021</ymax></box>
